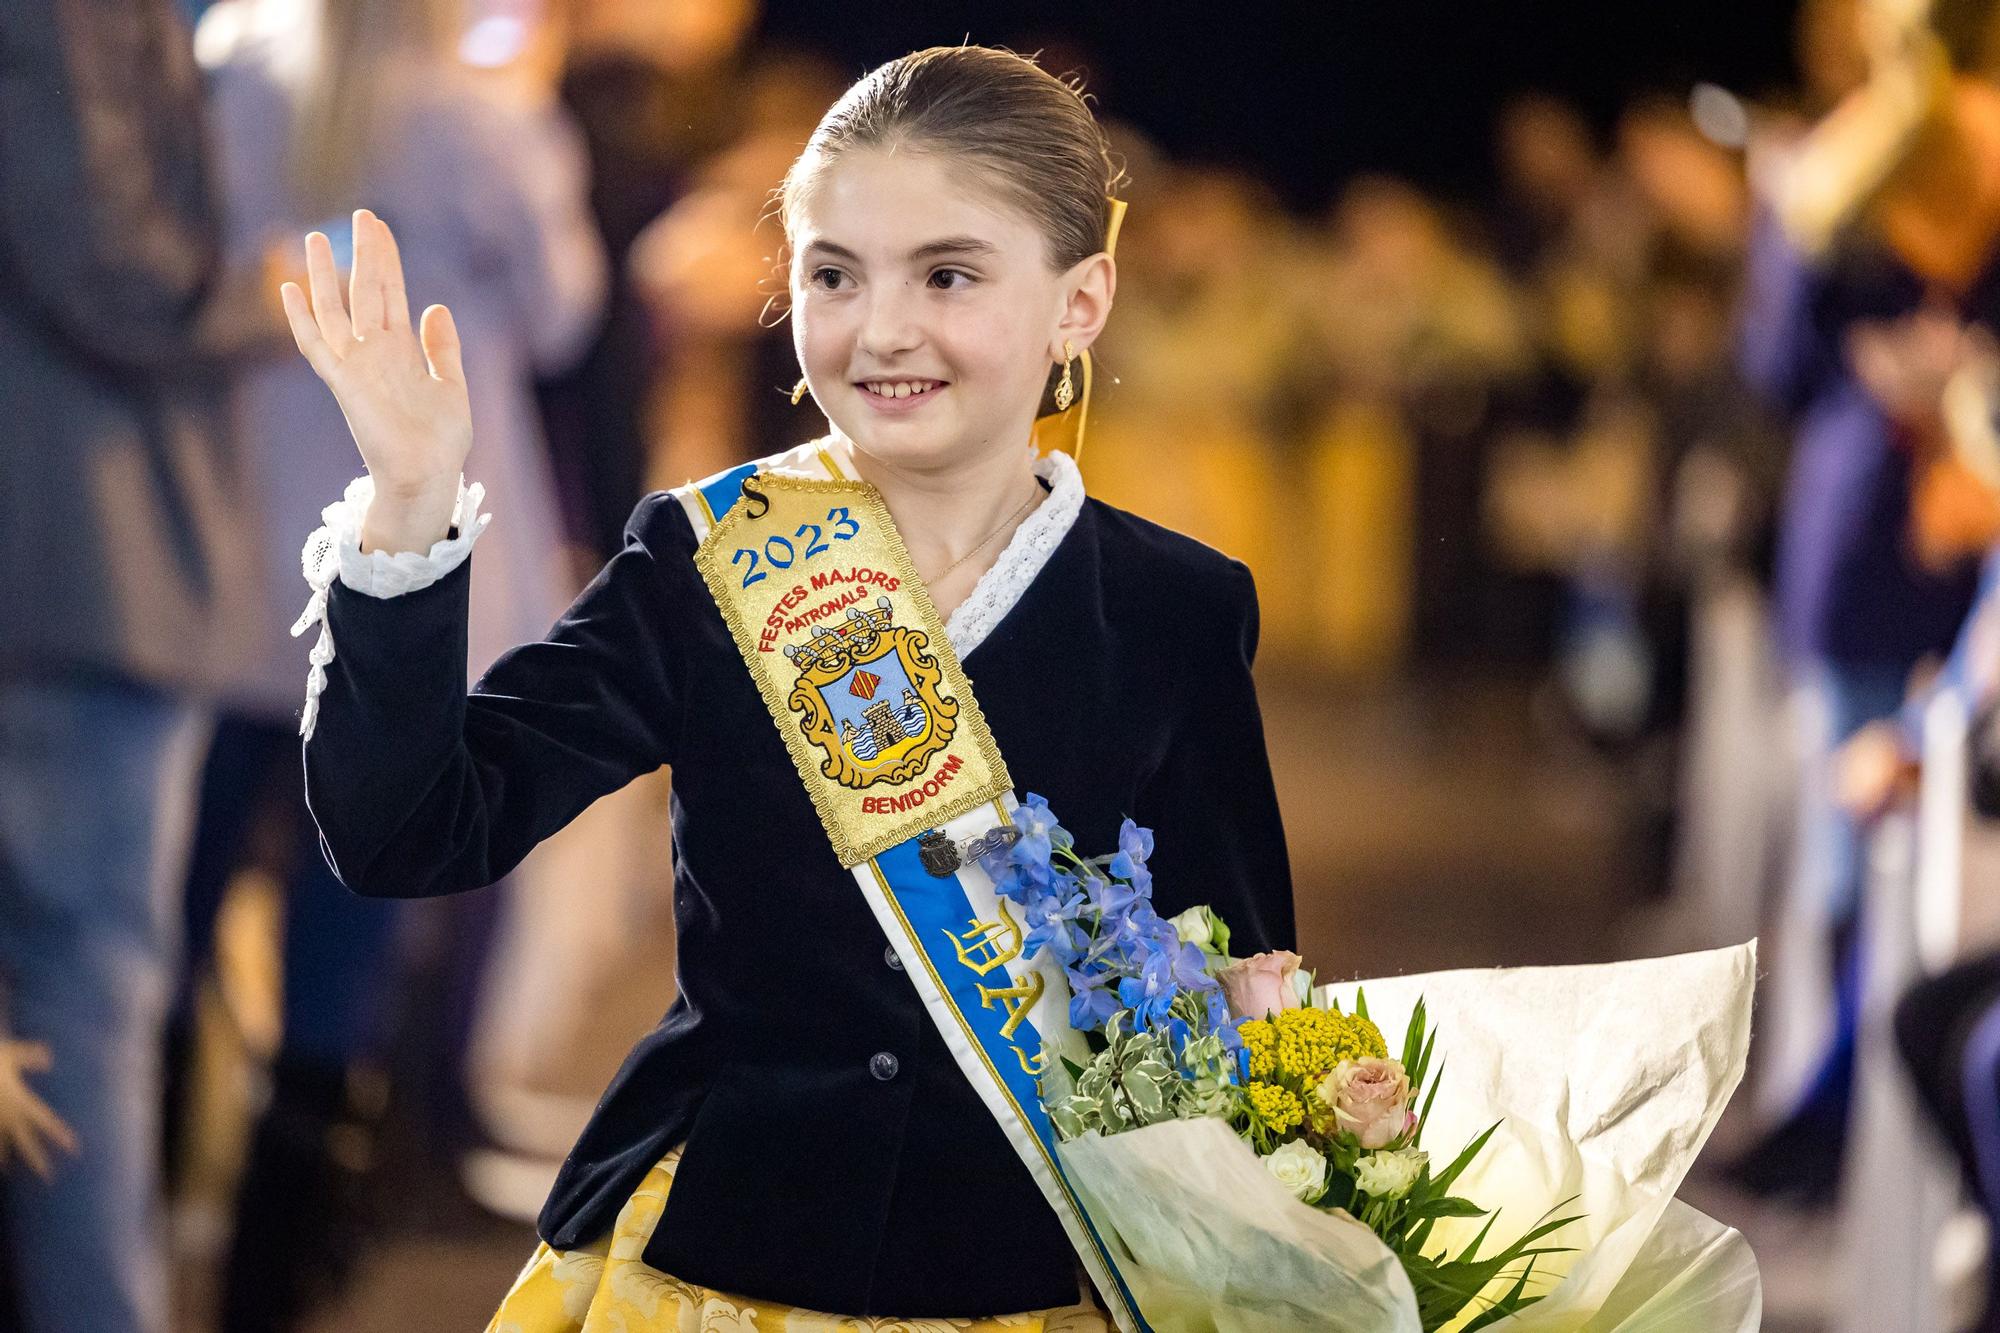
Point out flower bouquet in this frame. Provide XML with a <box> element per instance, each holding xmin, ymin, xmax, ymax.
<box><xmin>977</xmin><ymin>796</ymin><xmax>1760</xmax><ymax>1332</ymax></box>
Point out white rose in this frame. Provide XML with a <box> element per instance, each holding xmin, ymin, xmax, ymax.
<box><xmin>1352</xmin><ymin>1148</ymin><xmax>1427</xmax><ymax>1201</ymax></box>
<box><xmin>1168</xmin><ymin>906</ymin><xmax>1212</xmax><ymax>950</ymax></box>
<box><xmin>1262</xmin><ymin>1139</ymin><xmax>1329</xmax><ymax>1203</ymax></box>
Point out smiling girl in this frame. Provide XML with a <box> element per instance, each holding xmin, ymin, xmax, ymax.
<box><xmin>285</xmin><ymin>44</ymin><xmax>1295</xmax><ymax>1329</ymax></box>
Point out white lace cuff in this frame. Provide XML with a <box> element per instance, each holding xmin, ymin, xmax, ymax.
<box><xmin>292</xmin><ymin>474</ymin><xmax>492</xmax><ymax>741</ymax></box>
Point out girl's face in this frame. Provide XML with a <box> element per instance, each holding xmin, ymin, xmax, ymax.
<box><xmin>788</xmin><ymin>147</ymin><xmax>1112</xmax><ymax>474</ymax></box>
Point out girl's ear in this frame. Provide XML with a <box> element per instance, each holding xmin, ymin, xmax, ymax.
<box><xmin>1053</xmin><ymin>253</ymin><xmax>1117</xmax><ymax>359</ymax></box>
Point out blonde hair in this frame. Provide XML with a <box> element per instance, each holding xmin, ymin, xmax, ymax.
<box><xmin>779</xmin><ymin>45</ymin><xmax>1123</xmax><ymax>271</ymax></box>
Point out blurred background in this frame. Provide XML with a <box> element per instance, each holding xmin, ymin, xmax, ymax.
<box><xmin>17</xmin><ymin>0</ymin><xmax>2000</xmax><ymax>1328</ymax></box>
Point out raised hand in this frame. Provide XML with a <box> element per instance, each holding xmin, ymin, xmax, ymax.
<box><xmin>0</xmin><ymin>1040</ymin><xmax>76</xmax><ymax>1181</ymax></box>
<box><xmin>280</xmin><ymin>209</ymin><xmax>472</xmax><ymax>554</ymax></box>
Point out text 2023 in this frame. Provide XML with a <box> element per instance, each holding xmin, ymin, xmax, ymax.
<box><xmin>733</xmin><ymin>506</ymin><xmax>862</xmax><ymax>587</ymax></box>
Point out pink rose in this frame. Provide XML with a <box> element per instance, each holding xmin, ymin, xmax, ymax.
<box><xmin>1318</xmin><ymin>1058</ymin><xmax>1414</xmax><ymax>1150</ymax></box>
<box><xmin>1217</xmin><ymin>950</ymin><xmax>1305</xmax><ymax>1020</ymax></box>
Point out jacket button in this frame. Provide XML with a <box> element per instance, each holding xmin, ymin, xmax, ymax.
<box><xmin>884</xmin><ymin>945</ymin><xmax>904</xmax><ymax>972</ymax></box>
<box><xmin>869</xmin><ymin>1051</ymin><xmax>901</xmax><ymax>1082</ymax></box>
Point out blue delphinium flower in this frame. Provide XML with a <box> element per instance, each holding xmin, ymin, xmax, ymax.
<box><xmin>995</xmin><ymin>800</ymin><xmax>1242</xmax><ymax>1069</ymax></box>
<box><xmin>1125</xmin><ymin>903</ymin><xmax>1202</xmax><ymax>981</ymax></box>
<box><xmin>1207</xmin><ymin>989</ymin><xmax>1243</xmax><ymax>1052</ymax></box>
<box><xmin>1066</xmin><ymin>966</ymin><xmax>1123</xmax><ymax>1031</ymax></box>
<box><xmin>1118</xmin><ymin>945</ymin><xmax>1185</xmax><ymax>1031</ymax></box>
<box><xmin>1163</xmin><ymin>937</ymin><xmax>1218</xmax><ymax>992</ymax></box>
<box><xmin>1107</xmin><ymin>850</ymin><xmax>1153</xmax><ymax>899</ymax></box>
<box><xmin>1023</xmin><ymin>885</ymin><xmax>1089</xmax><ymax>965</ymax></box>
<box><xmin>1088</xmin><ymin>924</ymin><xmax>1136</xmax><ymax>964</ymax></box>
<box><xmin>1015</xmin><ymin>792</ymin><xmax>1071</xmax><ymax>863</ymax></box>
<box><xmin>987</xmin><ymin>861</ymin><xmax>1036</xmax><ymax>905</ymax></box>
<box><xmin>1117</xmin><ymin>817</ymin><xmax>1155</xmax><ymax>865</ymax></box>
<box><xmin>1086</xmin><ymin>869</ymin><xmax>1141</xmax><ymax>923</ymax></box>
<box><xmin>980</xmin><ymin>793</ymin><xmax>1072</xmax><ymax>903</ymax></box>
<box><xmin>973</xmin><ymin>834</ymin><xmax>1018</xmax><ymax>886</ymax></box>
<box><xmin>1125</xmin><ymin>896</ymin><xmax>1168</xmax><ymax>937</ymax></box>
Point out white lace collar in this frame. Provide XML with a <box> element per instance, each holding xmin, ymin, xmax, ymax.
<box><xmin>694</xmin><ymin>435</ymin><xmax>1083</xmax><ymax>658</ymax></box>
<box><xmin>942</xmin><ymin>449</ymin><xmax>1084</xmax><ymax>659</ymax></box>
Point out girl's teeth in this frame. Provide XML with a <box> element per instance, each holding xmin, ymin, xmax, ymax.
<box><xmin>894</xmin><ymin>383</ymin><xmax>912</xmax><ymax>399</ymax></box>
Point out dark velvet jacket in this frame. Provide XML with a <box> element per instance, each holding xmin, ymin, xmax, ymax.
<box><xmin>303</xmin><ymin>484</ymin><xmax>1297</xmax><ymax>1317</ymax></box>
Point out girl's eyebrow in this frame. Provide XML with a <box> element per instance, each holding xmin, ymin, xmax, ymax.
<box><xmin>909</xmin><ymin>236</ymin><xmax>998</xmax><ymax>260</ymax></box>
<box><xmin>802</xmin><ymin>236</ymin><xmax>999</xmax><ymax>263</ymax></box>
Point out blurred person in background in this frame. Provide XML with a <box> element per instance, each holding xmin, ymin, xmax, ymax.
<box><xmin>535</xmin><ymin>0</ymin><xmax>754</xmax><ymax>570</ymax></box>
<box><xmin>1316</xmin><ymin>176</ymin><xmax>1535</xmax><ymax>671</ymax></box>
<box><xmin>1733</xmin><ymin>0</ymin><xmax>2000</xmax><ymax>1203</ymax></box>
<box><xmin>1489</xmin><ymin>97</ymin><xmax>1776</xmax><ymax>894</ymax></box>
<box><xmin>1079</xmin><ymin>164</ymin><xmax>1308</xmax><ymax>578</ymax></box>
<box><xmin>0</xmin><ymin>0</ymin><xmax>292</xmax><ymax>1328</ymax></box>
<box><xmin>1596</xmin><ymin>97</ymin><xmax>1791</xmax><ymax>951</ymax></box>
<box><xmin>1481</xmin><ymin>94</ymin><xmax>1624</xmax><ymax>682</ymax></box>
<box><xmin>630</xmin><ymin>49</ymin><xmax>848</xmax><ymax>483</ymax></box>
<box><xmin>1489</xmin><ymin>94</ymin><xmax>1608</xmax><ymax>286</ymax></box>
<box><xmin>183</xmin><ymin>0</ymin><xmax>604</xmax><ymax>1324</ymax></box>
<box><xmin>1798</xmin><ymin>0</ymin><xmax>1879</xmax><ymax>117</ymax></box>
<box><xmin>1876</xmin><ymin>315</ymin><xmax>2000</xmax><ymax>1332</ymax></box>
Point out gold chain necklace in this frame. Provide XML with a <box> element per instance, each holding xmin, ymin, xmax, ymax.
<box><xmin>929</xmin><ymin>484</ymin><xmax>1043</xmax><ymax>586</ymax></box>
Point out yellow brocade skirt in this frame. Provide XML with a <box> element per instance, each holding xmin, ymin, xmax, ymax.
<box><xmin>485</xmin><ymin>1146</ymin><xmax>1112</xmax><ymax>1333</ymax></box>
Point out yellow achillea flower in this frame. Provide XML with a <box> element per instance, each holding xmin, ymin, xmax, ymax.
<box><xmin>1246</xmin><ymin>1081</ymin><xmax>1304</xmax><ymax>1135</ymax></box>
<box><xmin>1273</xmin><ymin>1007</ymin><xmax>1388</xmax><ymax>1083</ymax></box>
<box><xmin>1239</xmin><ymin>1019</ymin><xmax>1277</xmax><ymax>1080</ymax></box>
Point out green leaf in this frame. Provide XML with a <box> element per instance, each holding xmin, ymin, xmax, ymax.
<box><xmin>1416</xmin><ymin>1059</ymin><xmax>1446</xmax><ymax>1135</ymax></box>
<box><xmin>1400</xmin><ymin>997</ymin><xmax>1427</xmax><ymax>1073</ymax></box>
<box><xmin>1430</xmin><ymin>1122</ymin><xmax>1500</xmax><ymax>1197</ymax></box>
<box><xmin>1412</xmin><ymin>1027</ymin><xmax>1438</xmax><ymax>1094</ymax></box>
<box><xmin>1459</xmin><ymin>1209</ymin><xmax>1499</xmax><ymax>1263</ymax></box>
<box><xmin>1401</xmin><ymin>1196</ymin><xmax>1488</xmax><ymax>1222</ymax></box>
<box><xmin>1458</xmin><ymin>1257</ymin><xmax>1544</xmax><ymax>1332</ymax></box>
<box><xmin>1507</xmin><ymin>1208</ymin><xmax>1585</xmax><ymax>1252</ymax></box>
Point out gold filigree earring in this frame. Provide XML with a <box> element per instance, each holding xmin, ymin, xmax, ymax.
<box><xmin>790</xmin><ymin>375</ymin><xmax>810</xmax><ymax>406</ymax></box>
<box><xmin>1053</xmin><ymin>340</ymin><xmax>1076</xmax><ymax>411</ymax></box>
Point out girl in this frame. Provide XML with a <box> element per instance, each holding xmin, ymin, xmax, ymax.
<box><xmin>283</xmin><ymin>45</ymin><xmax>1295</xmax><ymax>1329</ymax></box>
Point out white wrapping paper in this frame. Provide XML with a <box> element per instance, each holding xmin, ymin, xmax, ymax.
<box><xmin>1060</xmin><ymin>1115</ymin><xmax>1422</xmax><ymax>1332</ymax></box>
<box><xmin>1055</xmin><ymin>943</ymin><xmax>1760</xmax><ymax>1331</ymax></box>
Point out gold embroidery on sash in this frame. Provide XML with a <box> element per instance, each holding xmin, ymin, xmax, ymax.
<box><xmin>692</xmin><ymin>475</ymin><xmax>1011</xmax><ymax>865</ymax></box>
<box><xmin>946</xmin><ymin>900</ymin><xmax>1024</xmax><ymax>976</ymax></box>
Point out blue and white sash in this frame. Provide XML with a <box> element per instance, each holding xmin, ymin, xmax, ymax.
<box><xmin>677</xmin><ymin>441</ymin><xmax>1149</xmax><ymax>1332</ymax></box>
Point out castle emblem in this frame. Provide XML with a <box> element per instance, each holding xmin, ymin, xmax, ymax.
<box><xmin>784</xmin><ymin>596</ymin><xmax>959</xmax><ymax>788</ymax></box>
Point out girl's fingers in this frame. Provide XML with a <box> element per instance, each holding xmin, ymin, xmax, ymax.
<box><xmin>304</xmin><ymin>231</ymin><xmax>354</xmax><ymax>352</ymax></box>
<box><xmin>8</xmin><ymin>1042</ymin><xmax>52</xmax><ymax>1074</ymax></box>
<box><xmin>5</xmin><ymin>1123</ymin><xmax>50</xmax><ymax>1182</ymax></box>
<box><xmin>372</xmin><ymin>213</ymin><xmax>413</xmax><ymax>332</ymax></box>
<box><xmin>419</xmin><ymin>303</ymin><xmax>465</xmax><ymax>387</ymax></box>
<box><xmin>280</xmin><ymin>283</ymin><xmax>340</xmax><ymax>380</ymax></box>
<box><xmin>24</xmin><ymin>1096</ymin><xmax>77</xmax><ymax>1156</ymax></box>
<box><xmin>21</xmin><ymin>1137</ymin><xmax>51</xmax><ymax>1182</ymax></box>
<box><xmin>348</xmin><ymin>209</ymin><xmax>386</xmax><ymax>333</ymax></box>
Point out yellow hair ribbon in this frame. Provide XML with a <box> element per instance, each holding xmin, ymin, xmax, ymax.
<box><xmin>1031</xmin><ymin>196</ymin><xmax>1126</xmax><ymax>464</ymax></box>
